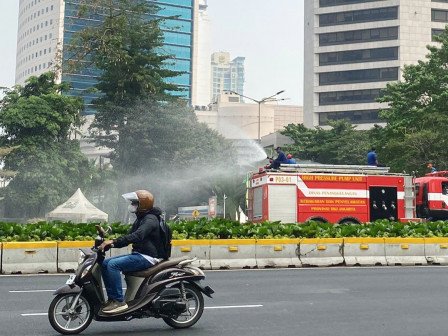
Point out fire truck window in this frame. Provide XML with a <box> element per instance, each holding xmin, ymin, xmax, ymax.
<box><xmin>442</xmin><ymin>182</ymin><xmax>448</xmax><ymax>195</ymax></box>
<box><xmin>415</xmin><ymin>183</ymin><xmax>420</xmax><ymax>195</ymax></box>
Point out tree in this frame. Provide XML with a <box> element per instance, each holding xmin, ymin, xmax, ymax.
<box><xmin>0</xmin><ymin>72</ymin><xmax>95</xmax><ymax>218</ymax></box>
<box><xmin>281</xmin><ymin>121</ymin><xmax>371</xmax><ymax>165</ymax></box>
<box><xmin>377</xmin><ymin>27</ymin><xmax>448</xmax><ymax>173</ymax></box>
<box><xmin>88</xmin><ymin>98</ymin><xmax>236</xmax><ymax>218</ymax></box>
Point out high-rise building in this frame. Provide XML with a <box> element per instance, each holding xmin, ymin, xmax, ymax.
<box><xmin>210</xmin><ymin>51</ymin><xmax>245</xmax><ymax>103</ymax></box>
<box><xmin>304</xmin><ymin>0</ymin><xmax>448</xmax><ymax>129</ymax></box>
<box><xmin>15</xmin><ymin>0</ymin><xmax>195</xmax><ymax>114</ymax></box>
<box><xmin>191</xmin><ymin>0</ymin><xmax>211</xmax><ymax>107</ymax></box>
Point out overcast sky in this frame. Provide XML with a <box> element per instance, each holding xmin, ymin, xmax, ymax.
<box><xmin>0</xmin><ymin>0</ymin><xmax>303</xmax><ymax>105</ymax></box>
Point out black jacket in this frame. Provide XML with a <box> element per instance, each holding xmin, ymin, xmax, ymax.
<box><xmin>113</xmin><ymin>207</ymin><xmax>164</xmax><ymax>258</ymax></box>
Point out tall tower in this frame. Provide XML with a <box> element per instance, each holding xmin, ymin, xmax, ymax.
<box><xmin>210</xmin><ymin>51</ymin><xmax>245</xmax><ymax>103</ymax></box>
<box><xmin>15</xmin><ymin>0</ymin><xmax>196</xmax><ymax>113</ymax></box>
<box><xmin>304</xmin><ymin>0</ymin><xmax>448</xmax><ymax>129</ymax></box>
<box><xmin>191</xmin><ymin>0</ymin><xmax>211</xmax><ymax>107</ymax></box>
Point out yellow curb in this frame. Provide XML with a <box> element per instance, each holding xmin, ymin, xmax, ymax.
<box><xmin>58</xmin><ymin>241</ymin><xmax>94</xmax><ymax>248</ymax></box>
<box><xmin>384</xmin><ymin>238</ymin><xmax>425</xmax><ymax>244</ymax></box>
<box><xmin>256</xmin><ymin>239</ymin><xmax>301</xmax><ymax>245</ymax></box>
<box><xmin>344</xmin><ymin>238</ymin><xmax>385</xmax><ymax>244</ymax></box>
<box><xmin>301</xmin><ymin>238</ymin><xmax>343</xmax><ymax>244</ymax></box>
<box><xmin>3</xmin><ymin>242</ymin><xmax>57</xmax><ymax>249</ymax></box>
<box><xmin>209</xmin><ymin>239</ymin><xmax>257</xmax><ymax>246</ymax></box>
<box><xmin>172</xmin><ymin>240</ymin><xmax>210</xmax><ymax>246</ymax></box>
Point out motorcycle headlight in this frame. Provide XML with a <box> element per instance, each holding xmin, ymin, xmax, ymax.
<box><xmin>78</xmin><ymin>250</ymin><xmax>87</xmax><ymax>265</ymax></box>
<box><xmin>81</xmin><ymin>264</ymin><xmax>93</xmax><ymax>279</ymax></box>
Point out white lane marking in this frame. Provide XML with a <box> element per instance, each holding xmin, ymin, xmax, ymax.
<box><xmin>21</xmin><ymin>304</ymin><xmax>264</xmax><ymax>316</ymax></box>
<box><xmin>205</xmin><ymin>304</ymin><xmax>263</xmax><ymax>309</ymax></box>
<box><xmin>10</xmin><ymin>288</ymin><xmax>126</xmax><ymax>293</ymax></box>
<box><xmin>10</xmin><ymin>290</ymin><xmax>54</xmax><ymax>293</ymax></box>
<box><xmin>21</xmin><ymin>313</ymin><xmax>48</xmax><ymax>316</ymax></box>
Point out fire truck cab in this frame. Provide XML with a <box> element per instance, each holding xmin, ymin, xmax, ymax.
<box><xmin>247</xmin><ymin>164</ymin><xmax>416</xmax><ymax>224</ymax></box>
<box><xmin>414</xmin><ymin>171</ymin><xmax>448</xmax><ymax>220</ymax></box>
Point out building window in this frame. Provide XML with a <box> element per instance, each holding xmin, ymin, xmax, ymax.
<box><xmin>319</xmin><ymin>47</ymin><xmax>399</xmax><ymax>66</ymax></box>
<box><xmin>319</xmin><ymin>26</ymin><xmax>398</xmax><ymax>46</ymax></box>
<box><xmin>320</xmin><ymin>0</ymin><xmax>385</xmax><ymax>7</ymax></box>
<box><xmin>319</xmin><ymin>89</ymin><xmax>383</xmax><ymax>105</ymax></box>
<box><xmin>319</xmin><ymin>109</ymin><xmax>382</xmax><ymax>125</ymax></box>
<box><xmin>432</xmin><ymin>28</ymin><xmax>445</xmax><ymax>41</ymax></box>
<box><xmin>319</xmin><ymin>67</ymin><xmax>399</xmax><ymax>85</ymax></box>
<box><xmin>432</xmin><ymin>9</ymin><xmax>448</xmax><ymax>22</ymax></box>
<box><xmin>320</xmin><ymin>6</ymin><xmax>398</xmax><ymax>27</ymax></box>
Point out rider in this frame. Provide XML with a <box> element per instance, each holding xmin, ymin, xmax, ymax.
<box><xmin>99</xmin><ymin>190</ymin><xmax>164</xmax><ymax>314</ymax></box>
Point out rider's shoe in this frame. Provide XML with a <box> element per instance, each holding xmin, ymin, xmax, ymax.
<box><xmin>102</xmin><ymin>300</ymin><xmax>128</xmax><ymax>314</ymax></box>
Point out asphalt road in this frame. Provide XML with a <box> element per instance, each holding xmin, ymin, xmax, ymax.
<box><xmin>1</xmin><ymin>267</ymin><xmax>448</xmax><ymax>336</ymax></box>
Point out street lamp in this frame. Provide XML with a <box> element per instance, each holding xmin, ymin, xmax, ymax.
<box><xmin>229</xmin><ymin>90</ymin><xmax>286</xmax><ymax>142</ymax></box>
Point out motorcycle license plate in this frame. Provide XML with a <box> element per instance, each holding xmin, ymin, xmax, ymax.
<box><xmin>66</xmin><ymin>274</ymin><xmax>76</xmax><ymax>285</ymax></box>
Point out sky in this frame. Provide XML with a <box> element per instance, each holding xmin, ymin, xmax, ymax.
<box><xmin>0</xmin><ymin>0</ymin><xmax>303</xmax><ymax>105</ymax></box>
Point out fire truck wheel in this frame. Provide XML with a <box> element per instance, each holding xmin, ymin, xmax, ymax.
<box><xmin>339</xmin><ymin>218</ymin><xmax>360</xmax><ymax>225</ymax></box>
<box><xmin>306</xmin><ymin>217</ymin><xmax>327</xmax><ymax>223</ymax></box>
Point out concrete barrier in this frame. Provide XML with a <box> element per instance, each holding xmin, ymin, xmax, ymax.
<box><xmin>384</xmin><ymin>238</ymin><xmax>427</xmax><ymax>266</ymax></box>
<box><xmin>424</xmin><ymin>238</ymin><xmax>448</xmax><ymax>265</ymax></box>
<box><xmin>2</xmin><ymin>242</ymin><xmax>57</xmax><ymax>274</ymax></box>
<box><xmin>172</xmin><ymin>240</ymin><xmax>211</xmax><ymax>269</ymax></box>
<box><xmin>57</xmin><ymin>241</ymin><xmax>94</xmax><ymax>273</ymax></box>
<box><xmin>299</xmin><ymin>238</ymin><xmax>344</xmax><ymax>267</ymax></box>
<box><xmin>209</xmin><ymin>239</ymin><xmax>257</xmax><ymax>269</ymax></box>
<box><xmin>343</xmin><ymin>238</ymin><xmax>386</xmax><ymax>266</ymax></box>
<box><xmin>255</xmin><ymin>239</ymin><xmax>301</xmax><ymax>268</ymax></box>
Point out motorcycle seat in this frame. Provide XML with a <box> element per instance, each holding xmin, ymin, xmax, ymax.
<box><xmin>124</xmin><ymin>256</ymin><xmax>190</xmax><ymax>278</ymax></box>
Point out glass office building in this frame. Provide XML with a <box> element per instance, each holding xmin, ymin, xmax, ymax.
<box><xmin>16</xmin><ymin>0</ymin><xmax>194</xmax><ymax>115</ymax></box>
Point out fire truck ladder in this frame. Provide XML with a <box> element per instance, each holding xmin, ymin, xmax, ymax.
<box><xmin>279</xmin><ymin>163</ymin><xmax>391</xmax><ymax>175</ymax></box>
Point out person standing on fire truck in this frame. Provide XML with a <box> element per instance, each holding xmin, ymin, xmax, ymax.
<box><xmin>367</xmin><ymin>148</ymin><xmax>378</xmax><ymax>166</ymax></box>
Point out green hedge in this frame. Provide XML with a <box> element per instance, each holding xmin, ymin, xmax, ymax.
<box><xmin>2</xmin><ymin>219</ymin><xmax>448</xmax><ymax>241</ymax></box>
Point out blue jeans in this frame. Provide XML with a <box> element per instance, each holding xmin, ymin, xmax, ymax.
<box><xmin>101</xmin><ymin>253</ymin><xmax>152</xmax><ymax>302</ymax></box>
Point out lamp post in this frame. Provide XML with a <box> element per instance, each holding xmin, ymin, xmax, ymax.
<box><xmin>229</xmin><ymin>90</ymin><xmax>286</xmax><ymax>143</ymax></box>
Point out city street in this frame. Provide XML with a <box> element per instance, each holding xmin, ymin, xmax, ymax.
<box><xmin>1</xmin><ymin>267</ymin><xmax>448</xmax><ymax>336</ymax></box>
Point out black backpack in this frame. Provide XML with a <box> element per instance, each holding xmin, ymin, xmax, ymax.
<box><xmin>157</xmin><ymin>215</ymin><xmax>172</xmax><ymax>260</ymax></box>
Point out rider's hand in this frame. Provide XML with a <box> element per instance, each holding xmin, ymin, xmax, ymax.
<box><xmin>99</xmin><ymin>240</ymin><xmax>114</xmax><ymax>251</ymax></box>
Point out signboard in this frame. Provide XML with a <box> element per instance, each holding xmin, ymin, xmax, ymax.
<box><xmin>208</xmin><ymin>196</ymin><xmax>217</xmax><ymax>218</ymax></box>
<box><xmin>192</xmin><ymin>209</ymin><xmax>200</xmax><ymax>218</ymax></box>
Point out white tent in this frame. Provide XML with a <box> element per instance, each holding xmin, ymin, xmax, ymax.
<box><xmin>46</xmin><ymin>188</ymin><xmax>108</xmax><ymax>223</ymax></box>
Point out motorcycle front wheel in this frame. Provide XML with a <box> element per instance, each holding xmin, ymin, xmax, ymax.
<box><xmin>48</xmin><ymin>293</ymin><xmax>93</xmax><ymax>335</ymax></box>
<box><xmin>163</xmin><ymin>283</ymin><xmax>204</xmax><ymax>329</ymax></box>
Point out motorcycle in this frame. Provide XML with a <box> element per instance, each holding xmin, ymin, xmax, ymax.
<box><xmin>48</xmin><ymin>225</ymin><xmax>214</xmax><ymax>335</ymax></box>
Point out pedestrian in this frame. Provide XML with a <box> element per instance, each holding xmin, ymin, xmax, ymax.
<box><xmin>427</xmin><ymin>162</ymin><xmax>437</xmax><ymax>173</ymax></box>
<box><xmin>367</xmin><ymin>147</ymin><xmax>378</xmax><ymax>166</ymax></box>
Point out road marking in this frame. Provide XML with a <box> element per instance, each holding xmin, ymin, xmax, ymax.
<box><xmin>205</xmin><ymin>304</ymin><xmax>263</xmax><ymax>309</ymax></box>
<box><xmin>21</xmin><ymin>304</ymin><xmax>264</xmax><ymax>316</ymax></box>
<box><xmin>10</xmin><ymin>288</ymin><xmax>126</xmax><ymax>293</ymax></box>
<box><xmin>10</xmin><ymin>290</ymin><xmax>54</xmax><ymax>293</ymax></box>
<box><xmin>21</xmin><ymin>313</ymin><xmax>48</xmax><ymax>316</ymax></box>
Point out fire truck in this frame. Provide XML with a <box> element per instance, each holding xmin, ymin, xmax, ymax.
<box><xmin>247</xmin><ymin>164</ymin><xmax>417</xmax><ymax>224</ymax></box>
<box><xmin>414</xmin><ymin>171</ymin><xmax>448</xmax><ymax>220</ymax></box>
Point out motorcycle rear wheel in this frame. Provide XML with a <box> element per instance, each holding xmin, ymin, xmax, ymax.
<box><xmin>163</xmin><ymin>283</ymin><xmax>204</xmax><ymax>329</ymax></box>
<box><xmin>48</xmin><ymin>293</ymin><xmax>93</xmax><ymax>335</ymax></box>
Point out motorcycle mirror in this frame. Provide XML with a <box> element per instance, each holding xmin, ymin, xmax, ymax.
<box><xmin>95</xmin><ymin>225</ymin><xmax>106</xmax><ymax>238</ymax></box>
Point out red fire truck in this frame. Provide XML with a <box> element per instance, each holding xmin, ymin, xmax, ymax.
<box><xmin>414</xmin><ymin>171</ymin><xmax>448</xmax><ymax>220</ymax></box>
<box><xmin>247</xmin><ymin>164</ymin><xmax>417</xmax><ymax>224</ymax></box>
